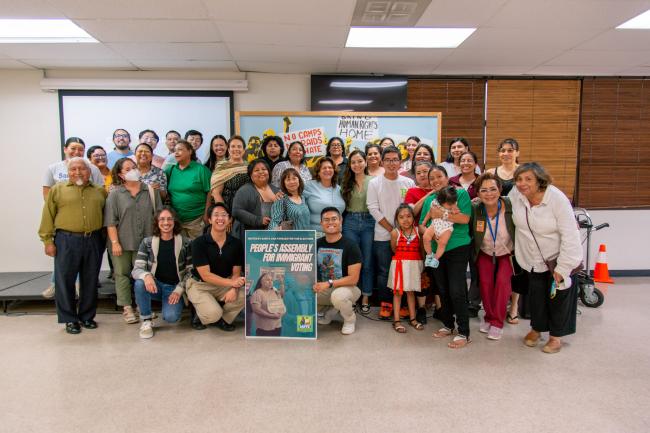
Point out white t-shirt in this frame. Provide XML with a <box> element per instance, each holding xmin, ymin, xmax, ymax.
<box><xmin>43</xmin><ymin>160</ymin><xmax>104</xmax><ymax>187</ymax></box>
<box><xmin>367</xmin><ymin>175</ymin><xmax>415</xmax><ymax>241</ymax></box>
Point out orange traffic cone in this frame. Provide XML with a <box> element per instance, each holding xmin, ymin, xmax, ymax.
<box><xmin>593</xmin><ymin>244</ymin><xmax>614</xmax><ymax>284</ymax></box>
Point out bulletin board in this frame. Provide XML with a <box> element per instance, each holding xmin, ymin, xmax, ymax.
<box><xmin>235</xmin><ymin>111</ymin><xmax>441</xmax><ymax>167</ymax></box>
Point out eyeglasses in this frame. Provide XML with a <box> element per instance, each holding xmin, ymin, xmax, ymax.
<box><xmin>383</xmin><ymin>159</ymin><xmax>400</xmax><ymax>164</ymax></box>
<box><xmin>114</xmin><ymin>134</ymin><xmax>130</xmax><ymax>139</ymax></box>
<box><xmin>91</xmin><ymin>154</ymin><xmax>107</xmax><ymax>160</ymax></box>
<box><xmin>479</xmin><ymin>187</ymin><xmax>499</xmax><ymax>194</ymax></box>
<box><xmin>321</xmin><ymin>217</ymin><xmax>340</xmax><ymax>223</ymax></box>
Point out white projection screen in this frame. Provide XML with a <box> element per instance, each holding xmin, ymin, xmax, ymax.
<box><xmin>59</xmin><ymin>90</ymin><xmax>234</xmax><ymax>163</ymax></box>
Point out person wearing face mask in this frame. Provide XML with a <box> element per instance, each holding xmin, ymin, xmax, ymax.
<box><xmin>105</xmin><ymin>158</ymin><xmax>163</xmax><ymax>324</ymax></box>
<box><xmin>41</xmin><ymin>137</ymin><xmax>104</xmax><ymax>299</ymax></box>
<box><xmin>38</xmin><ymin>158</ymin><xmax>107</xmax><ymax>334</ymax></box>
<box><xmin>107</xmin><ymin>128</ymin><xmax>133</xmax><ymax>169</ymax></box>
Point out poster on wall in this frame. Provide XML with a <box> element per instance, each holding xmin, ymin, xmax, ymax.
<box><xmin>236</xmin><ymin>111</ymin><xmax>441</xmax><ymax>168</ymax></box>
<box><xmin>245</xmin><ymin>230</ymin><xmax>317</xmax><ymax>340</ymax></box>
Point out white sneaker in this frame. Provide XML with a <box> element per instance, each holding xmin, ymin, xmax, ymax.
<box><xmin>487</xmin><ymin>326</ymin><xmax>503</xmax><ymax>340</ymax></box>
<box><xmin>139</xmin><ymin>320</ymin><xmax>154</xmax><ymax>339</ymax></box>
<box><xmin>318</xmin><ymin>308</ymin><xmax>339</xmax><ymax>325</ymax></box>
<box><xmin>479</xmin><ymin>321</ymin><xmax>491</xmax><ymax>333</ymax></box>
<box><xmin>42</xmin><ymin>285</ymin><xmax>55</xmax><ymax>299</ymax></box>
<box><xmin>341</xmin><ymin>320</ymin><xmax>356</xmax><ymax>335</ymax></box>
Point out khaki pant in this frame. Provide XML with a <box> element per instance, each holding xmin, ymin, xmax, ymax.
<box><xmin>317</xmin><ymin>285</ymin><xmax>361</xmax><ymax>322</ymax></box>
<box><xmin>186</xmin><ymin>278</ymin><xmax>244</xmax><ymax>325</ymax></box>
<box><xmin>181</xmin><ymin>216</ymin><xmax>205</xmax><ymax>240</ymax></box>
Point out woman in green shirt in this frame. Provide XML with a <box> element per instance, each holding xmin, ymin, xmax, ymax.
<box><xmin>164</xmin><ymin>140</ymin><xmax>212</xmax><ymax>240</ymax></box>
<box><xmin>419</xmin><ymin>165</ymin><xmax>472</xmax><ymax>349</ymax></box>
<box><xmin>340</xmin><ymin>149</ymin><xmax>374</xmax><ymax>314</ymax></box>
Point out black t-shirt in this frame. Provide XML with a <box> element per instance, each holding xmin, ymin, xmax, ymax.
<box><xmin>316</xmin><ymin>235</ymin><xmax>362</xmax><ymax>282</ymax></box>
<box><xmin>191</xmin><ymin>232</ymin><xmax>244</xmax><ymax>281</ymax></box>
<box><xmin>155</xmin><ymin>238</ymin><xmax>179</xmax><ymax>285</ymax></box>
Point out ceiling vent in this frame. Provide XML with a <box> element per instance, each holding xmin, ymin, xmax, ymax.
<box><xmin>352</xmin><ymin>0</ymin><xmax>431</xmax><ymax>27</ymax></box>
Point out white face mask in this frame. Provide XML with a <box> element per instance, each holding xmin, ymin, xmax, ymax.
<box><xmin>124</xmin><ymin>169</ymin><xmax>140</xmax><ymax>182</ymax></box>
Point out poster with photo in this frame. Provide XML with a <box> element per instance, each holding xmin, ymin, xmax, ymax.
<box><xmin>245</xmin><ymin>230</ymin><xmax>317</xmax><ymax>340</ymax></box>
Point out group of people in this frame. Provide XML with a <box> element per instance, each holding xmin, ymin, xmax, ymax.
<box><xmin>39</xmin><ymin>129</ymin><xmax>583</xmax><ymax>354</ymax></box>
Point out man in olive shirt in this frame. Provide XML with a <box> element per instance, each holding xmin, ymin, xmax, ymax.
<box><xmin>38</xmin><ymin>158</ymin><xmax>107</xmax><ymax>334</ymax></box>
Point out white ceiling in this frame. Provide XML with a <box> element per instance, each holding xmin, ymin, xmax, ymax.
<box><xmin>1</xmin><ymin>0</ymin><xmax>650</xmax><ymax>75</ymax></box>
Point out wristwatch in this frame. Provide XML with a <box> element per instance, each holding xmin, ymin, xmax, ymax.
<box><xmin>328</xmin><ymin>279</ymin><xmax>333</xmax><ymax>288</ymax></box>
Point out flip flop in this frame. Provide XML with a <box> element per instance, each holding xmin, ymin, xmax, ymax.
<box><xmin>506</xmin><ymin>313</ymin><xmax>519</xmax><ymax>325</ymax></box>
<box><xmin>448</xmin><ymin>335</ymin><xmax>471</xmax><ymax>349</ymax></box>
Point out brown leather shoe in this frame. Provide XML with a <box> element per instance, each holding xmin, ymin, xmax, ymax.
<box><xmin>542</xmin><ymin>340</ymin><xmax>562</xmax><ymax>354</ymax></box>
<box><xmin>524</xmin><ymin>330</ymin><xmax>540</xmax><ymax>347</ymax></box>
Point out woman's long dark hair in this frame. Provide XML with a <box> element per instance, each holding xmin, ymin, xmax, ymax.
<box><xmin>341</xmin><ymin>149</ymin><xmax>367</xmax><ymax>207</ymax></box>
<box><xmin>205</xmin><ymin>134</ymin><xmax>228</xmax><ymax>171</ymax></box>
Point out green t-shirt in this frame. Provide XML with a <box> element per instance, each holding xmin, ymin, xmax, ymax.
<box><xmin>419</xmin><ymin>187</ymin><xmax>471</xmax><ymax>252</ymax></box>
<box><xmin>165</xmin><ymin>161</ymin><xmax>211</xmax><ymax>222</ymax></box>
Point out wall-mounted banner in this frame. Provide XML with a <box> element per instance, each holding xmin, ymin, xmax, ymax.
<box><xmin>236</xmin><ymin>111</ymin><xmax>441</xmax><ymax>168</ymax></box>
<box><xmin>245</xmin><ymin>230</ymin><xmax>317</xmax><ymax>340</ymax></box>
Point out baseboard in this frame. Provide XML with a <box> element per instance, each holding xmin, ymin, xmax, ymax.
<box><xmin>607</xmin><ymin>270</ymin><xmax>650</xmax><ymax>277</ymax></box>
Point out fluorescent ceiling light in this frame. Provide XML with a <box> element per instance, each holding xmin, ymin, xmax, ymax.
<box><xmin>330</xmin><ymin>80</ymin><xmax>407</xmax><ymax>89</ymax></box>
<box><xmin>0</xmin><ymin>19</ymin><xmax>97</xmax><ymax>43</ymax></box>
<box><xmin>617</xmin><ymin>9</ymin><xmax>650</xmax><ymax>29</ymax></box>
<box><xmin>318</xmin><ymin>100</ymin><xmax>373</xmax><ymax>105</ymax></box>
<box><xmin>346</xmin><ymin>27</ymin><xmax>475</xmax><ymax>48</ymax></box>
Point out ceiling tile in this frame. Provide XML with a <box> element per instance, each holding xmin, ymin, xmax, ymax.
<box><xmin>0</xmin><ymin>59</ymin><xmax>36</xmax><ymax>69</ymax></box>
<box><xmin>74</xmin><ymin>19</ymin><xmax>221</xmax><ymax>43</ymax></box>
<box><xmin>0</xmin><ymin>43</ymin><xmax>123</xmax><ymax>59</ymax></box>
<box><xmin>132</xmin><ymin>59</ymin><xmax>239</xmax><ymax>70</ymax></box>
<box><xmin>617</xmin><ymin>66</ymin><xmax>650</xmax><ymax>75</ymax></box>
<box><xmin>339</xmin><ymin>48</ymin><xmax>452</xmax><ymax>65</ymax></box>
<box><xmin>544</xmin><ymin>49</ymin><xmax>650</xmax><ymax>66</ymax></box>
<box><xmin>460</xmin><ymin>28</ymin><xmax>601</xmax><ymax>51</ymax></box>
<box><xmin>19</xmin><ymin>58</ymin><xmax>135</xmax><ymax>69</ymax></box>
<box><xmin>47</xmin><ymin>0</ymin><xmax>210</xmax><ymax>19</ymax></box>
<box><xmin>439</xmin><ymin>48</ymin><xmax>562</xmax><ymax>68</ymax></box>
<box><xmin>575</xmin><ymin>29</ymin><xmax>650</xmax><ymax>51</ymax></box>
<box><xmin>107</xmin><ymin>42</ymin><xmax>231</xmax><ymax>60</ymax></box>
<box><xmin>215</xmin><ymin>21</ymin><xmax>348</xmax><ymax>47</ymax></box>
<box><xmin>337</xmin><ymin>62</ymin><xmax>434</xmax><ymax>75</ymax></box>
<box><xmin>432</xmin><ymin>64</ymin><xmax>531</xmax><ymax>75</ymax></box>
<box><xmin>0</xmin><ymin>0</ymin><xmax>66</xmax><ymax>18</ymax></box>
<box><xmin>525</xmin><ymin>65</ymin><xmax>626</xmax><ymax>75</ymax></box>
<box><xmin>202</xmin><ymin>0</ymin><xmax>356</xmax><ymax>25</ymax></box>
<box><xmin>236</xmin><ymin>61</ymin><xmax>337</xmax><ymax>74</ymax></box>
<box><xmin>417</xmin><ymin>0</ymin><xmax>509</xmax><ymax>26</ymax></box>
<box><xmin>485</xmin><ymin>0</ymin><xmax>650</xmax><ymax>30</ymax></box>
<box><xmin>227</xmin><ymin>43</ymin><xmax>341</xmax><ymax>63</ymax></box>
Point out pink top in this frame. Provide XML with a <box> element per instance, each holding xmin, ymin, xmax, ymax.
<box><xmin>480</xmin><ymin>206</ymin><xmax>513</xmax><ymax>257</ymax></box>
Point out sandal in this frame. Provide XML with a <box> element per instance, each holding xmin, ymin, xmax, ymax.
<box><xmin>360</xmin><ymin>304</ymin><xmax>370</xmax><ymax>315</ymax></box>
<box><xmin>506</xmin><ymin>313</ymin><xmax>519</xmax><ymax>325</ymax></box>
<box><xmin>448</xmin><ymin>335</ymin><xmax>471</xmax><ymax>349</ymax></box>
<box><xmin>432</xmin><ymin>327</ymin><xmax>453</xmax><ymax>338</ymax></box>
<box><xmin>392</xmin><ymin>320</ymin><xmax>407</xmax><ymax>333</ymax></box>
<box><xmin>409</xmin><ymin>319</ymin><xmax>424</xmax><ymax>331</ymax></box>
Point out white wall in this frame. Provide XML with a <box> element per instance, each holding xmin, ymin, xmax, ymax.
<box><xmin>0</xmin><ymin>70</ymin><xmax>310</xmax><ymax>272</ymax></box>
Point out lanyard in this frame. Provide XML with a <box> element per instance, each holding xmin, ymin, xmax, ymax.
<box><xmin>485</xmin><ymin>200</ymin><xmax>501</xmax><ymax>264</ymax></box>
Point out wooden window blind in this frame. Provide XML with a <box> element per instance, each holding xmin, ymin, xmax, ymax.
<box><xmin>485</xmin><ymin>79</ymin><xmax>581</xmax><ymax>199</ymax></box>
<box><xmin>578</xmin><ymin>78</ymin><xmax>650</xmax><ymax>209</ymax></box>
<box><xmin>407</xmin><ymin>79</ymin><xmax>486</xmax><ymax>165</ymax></box>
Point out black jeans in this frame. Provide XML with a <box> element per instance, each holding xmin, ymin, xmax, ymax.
<box><xmin>432</xmin><ymin>243</ymin><xmax>471</xmax><ymax>337</ymax></box>
<box><xmin>54</xmin><ymin>230</ymin><xmax>103</xmax><ymax>323</ymax></box>
<box><xmin>468</xmin><ymin>251</ymin><xmax>481</xmax><ymax>310</ymax></box>
<box><xmin>528</xmin><ymin>270</ymin><xmax>578</xmax><ymax>337</ymax></box>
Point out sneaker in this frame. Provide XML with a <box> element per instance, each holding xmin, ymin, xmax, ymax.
<box><xmin>479</xmin><ymin>321</ymin><xmax>491</xmax><ymax>333</ymax></box>
<box><xmin>359</xmin><ymin>304</ymin><xmax>371</xmax><ymax>315</ymax></box>
<box><xmin>139</xmin><ymin>320</ymin><xmax>154</xmax><ymax>339</ymax></box>
<box><xmin>424</xmin><ymin>254</ymin><xmax>439</xmax><ymax>268</ymax></box>
<box><xmin>42</xmin><ymin>284</ymin><xmax>55</xmax><ymax>299</ymax></box>
<box><xmin>341</xmin><ymin>320</ymin><xmax>356</xmax><ymax>335</ymax></box>
<box><xmin>399</xmin><ymin>306</ymin><xmax>410</xmax><ymax>319</ymax></box>
<box><xmin>318</xmin><ymin>308</ymin><xmax>339</xmax><ymax>325</ymax></box>
<box><xmin>378</xmin><ymin>302</ymin><xmax>392</xmax><ymax>320</ymax></box>
<box><xmin>123</xmin><ymin>306</ymin><xmax>138</xmax><ymax>324</ymax></box>
<box><xmin>487</xmin><ymin>326</ymin><xmax>503</xmax><ymax>340</ymax></box>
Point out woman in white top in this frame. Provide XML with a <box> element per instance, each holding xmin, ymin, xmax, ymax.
<box><xmin>509</xmin><ymin>162</ymin><xmax>583</xmax><ymax>354</ymax></box>
<box><xmin>440</xmin><ymin>137</ymin><xmax>481</xmax><ymax>178</ymax></box>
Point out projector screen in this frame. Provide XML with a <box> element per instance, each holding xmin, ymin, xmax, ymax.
<box><xmin>58</xmin><ymin>90</ymin><xmax>234</xmax><ymax>163</ymax></box>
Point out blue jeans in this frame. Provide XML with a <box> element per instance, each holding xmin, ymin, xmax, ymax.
<box><xmin>342</xmin><ymin>212</ymin><xmax>375</xmax><ymax>297</ymax></box>
<box><xmin>134</xmin><ymin>278</ymin><xmax>183</xmax><ymax>323</ymax></box>
<box><xmin>373</xmin><ymin>240</ymin><xmax>393</xmax><ymax>303</ymax></box>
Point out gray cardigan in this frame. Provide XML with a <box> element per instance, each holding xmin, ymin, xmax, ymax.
<box><xmin>131</xmin><ymin>235</ymin><xmax>192</xmax><ymax>295</ymax></box>
<box><xmin>232</xmin><ymin>182</ymin><xmax>280</xmax><ymax>240</ymax></box>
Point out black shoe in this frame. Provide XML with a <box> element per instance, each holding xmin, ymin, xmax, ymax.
<box><xmin>416</xmin><ymin>307</ymin><xmax>427</xmax><ymax>324</ymax></box>
<box><xmin>65</xmin><ymin>322</ymin><xmax>81</xmax><ymax>334</ymax></box>
<box><xmin>191</xmin><ymin>317</ymin><xmax>207</xmax><ymax>330</ymax></box>
<box><xmin>81</xmin><ymin>320</ymin><xmax>98</xmax><ymax>329</ymax></box>
<box><xmin>214</xmin><ymin>318</ymin><xmax>236</xmax><ymax>332</ymax></box>
<box><xmin>432</xmin><ymin>307</ymin><xmax>443</xmax><ymax>321</ymax></box>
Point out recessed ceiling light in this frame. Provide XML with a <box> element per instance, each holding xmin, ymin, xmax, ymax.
<box><xmin>330</xmin><ymin>80</ymin><xmax>407</xmax><ymax>88</ymax></box>
<box><xmin>617</xmin><ymin>9</ymin><xmax>650</xmax><ymax>29</ymax></box>
<box><xmin>318</xmin><ymin>100</ymin><xmax>373</xmax><ymax>105</ymax></box>
<box><xmin>0</xmin><ymin>19</ymin><xmax>97</xmax><ymax>43</ymax></box>
<box><xmin>345</xmin><ymin>27</ymin><xmax>475</xmax><ymax>48</ymax></box>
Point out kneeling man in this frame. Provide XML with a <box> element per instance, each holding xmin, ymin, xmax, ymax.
<box><xmin>313</xmin><ymin>207</ymin><xmax>362</xmax><ymax>335</ymax></box>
